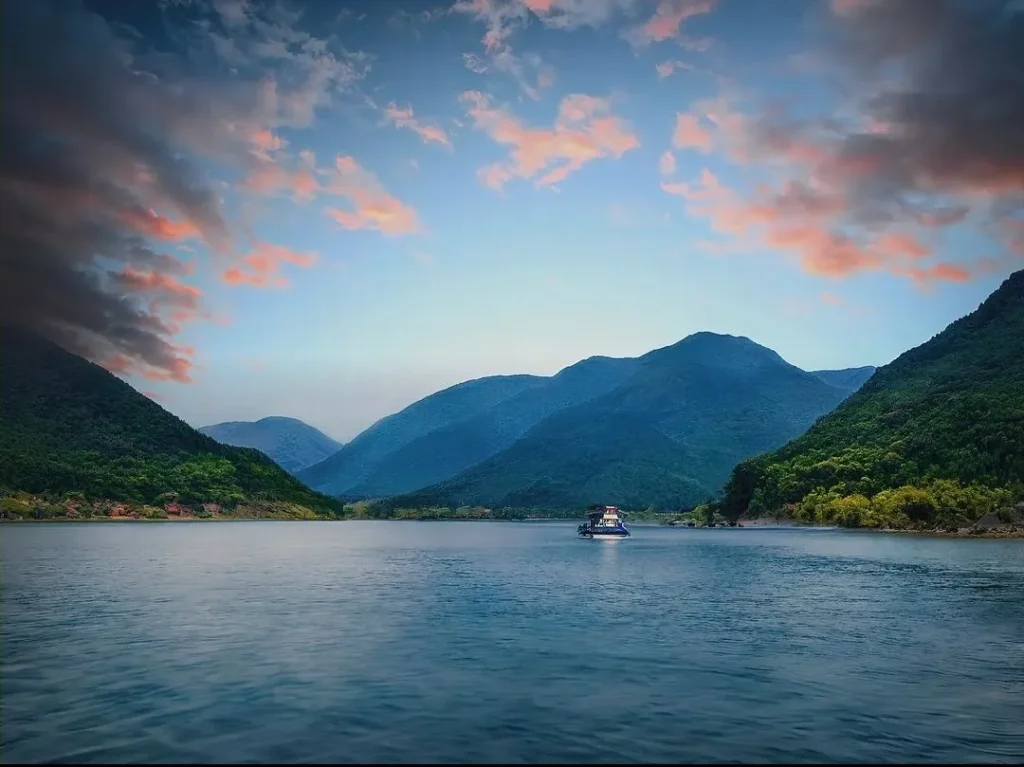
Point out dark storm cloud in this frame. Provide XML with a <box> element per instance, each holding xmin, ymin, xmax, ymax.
<box><xmin>832</xmin><ymin>0</ymin><xmax>1024</xmax><ymax>206</ymax></box>
<box><xmin>760</xmin><ymin>0</ymin><xmax>1024</xmax><ymax>234</ymax></box>
<box><xmin>0</xmin><ymin>0</ymin><xmax>367</xmax><ymax>381</ymax></box>
<box><xmin>0</xmin><ymin>0</ymin><xmax>230</xmax><ymax>380</ymax></box>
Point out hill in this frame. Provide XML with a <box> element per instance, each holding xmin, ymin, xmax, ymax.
<box><xmin>338</xmin><ymin>356</ymin><xmax>641</xmax><ymax>498</ymax></box>
<box><xmin>0</xmin><ymin>328</ymin><xmax>340</xmax><ymax>519</ymax></box>
<box><xmin>719</xmin><ymin>270</ymin><xmax>1024</xmax><ymax>531</ymax></box>
<box><xmin>810</xmin><ymin>366</ymin><xmax>876</xmax><ymax>392</ymax></box>
<box><xmin>200</xmin><ymin>417</ymin><xmax>342</xmax><ymax>474</ymax></box>
<box><xmin>385</xmin><ymin>333</ymin><xmax>855</xmax><ymax>510</ymax></box>
<box><xmin>297</xmin><ymin>374</ymin><xmax>545</xmax><ymax>496</ymax></box>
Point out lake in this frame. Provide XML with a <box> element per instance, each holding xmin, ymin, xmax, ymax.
<box><xmin>2</xmin><ymin>521</ymin><xmax>1023</xmax><ymax>764</ymax></box>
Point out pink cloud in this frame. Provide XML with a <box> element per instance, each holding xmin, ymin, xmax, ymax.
<box><xmin>119</xmin><ymin>208</ymin><xmax>202</xmax><ymax>243</ymax></box>
<box><xmin>644</xmin><ymin>0</ymin><xmax>715</xmax><ymax>43</ymax></box>
<box><xmin>672</xmin><ymin>113</ymin><xmax>713</xmax><ymax>152</ymax></box>
<box><xmin>382</xmin><ymin>102</ymin><xmax>452</xmax><ymax>147</ymax></box>
<box><xmin>625</xmin><ymin>0</ymin><xmax>717</xmax><ymax>48</ymax></box>
<box><xmin>222</xmin><ymin>241</ymin><xmax>318</xmax><ymax>289</ymax></box>
<box><xmin>461</xmin><ymin>91</ymin><xmax>639</xmax><ymax>190</ymax></box>
<box><xmin>661</xmin><ymin>168</ymin><xmax>970</xmax><ymax>283</ymax></box>
<box><xmin>324</xmin><ymin>156</ymin><xmax>423</xmax><ymax>236</ymax></box>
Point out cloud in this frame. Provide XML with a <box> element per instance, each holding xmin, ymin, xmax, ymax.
<box><xmin>453</xmin><ymin>0</ymin><xmax>644</xmax><ymax>52</ymax></box>
<box><xmin>382</xmin><ymin>103</ymin><xmax>452</xmax><ymax>147</ymax></box>
<box><xmin>222</xmin><ymin>240</ymin><xmax>317</xmax><ymax>288</ymax></box>
<box><xmin>454</xmin><ymin>0</ymin><xmax>623</xmax><ymax>100</ymax></box>
<box><xmin>663</xmin><ymin>168</ymin><xmax>972</xmax><ymax>284</ymax></box>
<box><xmin>656</xmin><ymin>59</ymin><xmax>694</xmax><ymax>79</ymax></box>
<box><xmin>243</xmin><ymin>148</ymin><xmax>321</xmax><ymax>200</ymax></box>
<box><xmin>462</xmin><ymin>53</ymin><xmax>490</xmax><ymax>74</ymax></box>
<box><xmin>461</xmin><ymin>91</ymin><xmax>639</xmax><ymax>189</ymax></box>
<box><xmin>460</xmin><ymin>46</ymin><xmax>556</xmax><ymax>102</ymax></box>
<box><xmin>325</xmin><ymin>156</ymin><xmax>423</xmax><ymax>236</ymax></box>
<box><xmin>659</xmin><ymin>151</ymin><xmax>677</xmax><ymax>176</ymax></box>
<box><xmin>0</xmin><ymin>0</ymin><xmax>368</xmax><ymax>384</ymax></box>
<box><xmin>388</xmin><ymin>7</ymin><xmax>450</xmax><ymax>37</ymax></box>
<box><xmin>662</xmin><ymin>0</ymin><xmax>1024</xmax><ymax>283</ymax></box>
<box><xmin>672</xmin><ymin>113</ymin><xmax>713</xmax><ymax>152</ymax></box>
<box><xmin>623</xmin><ymin>0</ymin><xmax>717</xmax><ymax>48</ymax></box>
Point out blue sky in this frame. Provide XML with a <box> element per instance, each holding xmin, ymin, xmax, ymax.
<box><xmin>3</xmin><ymin>0</ymin><xmax>1021</xmax><ymax>441</ymax></box>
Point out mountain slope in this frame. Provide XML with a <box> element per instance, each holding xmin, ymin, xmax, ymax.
<box><xmin>810</xmin><ymin>366</ymin><xmax>876</xmax><ymax>392</ymax></box>
<box><xmin>0</xmin><ymin>328</ymin><xmax>339</xmax><ymax>515</ymax></box>
<box><xmin>297</xmin><ymin>374</ymin><xmax>545</xmax><ymax>495</ymax></box>
<box><xmin>200</xmin><ymin>416</ymin><xmax>342</xmax><ymax>474</ymax></box>
<box><xmin>391</xmin><ymin>333</ymin><xmax>853</xmax><ymax>510</ymax></box>
<box><xmin>720</xmin><ymin>270</ymin><xmax>1024</xmax><ymax>529</ymax></box>
<box><xmin>343</xmin><ymin>355</ymin><xmax>641</xmax><ymax>498</ymax></box>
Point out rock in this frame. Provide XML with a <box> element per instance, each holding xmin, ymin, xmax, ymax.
<box><xmin>971</xmin><ymin>508</ymin><xmax>1024</xmax><ymax>534</ymax></box>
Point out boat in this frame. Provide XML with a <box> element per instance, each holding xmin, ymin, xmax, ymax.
<box><xmin>577</xmin><ymin>505</ymin><xmax>630</xmax><ymax>538</ymax></box>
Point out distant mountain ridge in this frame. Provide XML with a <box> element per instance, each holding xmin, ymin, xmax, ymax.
<box><xmin>200</xmin><ymin>417</ymin><xmax>342</xmax><ymax>474</ymax></box>
<box><xmin>390</xmin><ymin>333</ymin><xmax>856</xmax><ymax>510</ymax></box>
<box><xmin>300</xmin><ymin>331</ymin><xmax>873</xmax><ymax>509</ymax></box>
<box><xmin>297</xmin><ymin>374</ymin><xmax>545</xmax><ymax>495</ymax></box>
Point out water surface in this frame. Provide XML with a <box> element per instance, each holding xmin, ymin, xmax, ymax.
<box><xmin>3</xmin><ymin>522</ymin><xmax>1023</xmax><ymax>763</ymax></box>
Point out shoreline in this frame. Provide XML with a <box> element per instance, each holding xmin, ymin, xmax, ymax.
<box><xmin>737</xmin><ymin>516</ymin><xmax>1024</xmax><ymax>539</ymax></box>
<box><xmin>3</xmin><ymin>516</ymin><xmax>1021</xmax><ymax>537</ymax></box>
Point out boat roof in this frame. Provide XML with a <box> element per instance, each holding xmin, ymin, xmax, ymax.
<box><xmin>587</xmin><ymin>507</ymin><xmax>626</xmax><ymax>516</ymax></box>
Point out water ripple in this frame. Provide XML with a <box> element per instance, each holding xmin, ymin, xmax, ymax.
<box><xmin>2</xmin><ymin>522</ymin><xmax>1023</xmax><ymax>763</ymax></box>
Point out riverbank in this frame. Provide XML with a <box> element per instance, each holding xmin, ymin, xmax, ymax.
<box><xmin>738</xmin><ymin>513</ymin><xmax>1024</xmax><ymax>538</ymax></box>
<box><xmin>3</xmin><ymin>515</ymin><xmax>1022</xmax><ymax>536</ymax></box>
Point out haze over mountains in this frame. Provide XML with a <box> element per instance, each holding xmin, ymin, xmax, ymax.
<box><xmin>298</xmin><ymin>333</ymin><xmax>876</xmax><ymax>508</ymax></box>
<box><xmin>200</xmin><ymin>417</ymin><xmax>342</xmax><ymax>474</ymax></box>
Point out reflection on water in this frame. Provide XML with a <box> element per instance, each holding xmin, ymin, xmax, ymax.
<box><xmin>2</xmin><ymin>522</ymin><xmax>1023</xmax><ymax>764</ymax></box>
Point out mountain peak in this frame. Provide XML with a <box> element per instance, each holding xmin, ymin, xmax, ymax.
<box><xmin>199</xmin><ymin>417</ymin><xmax>342</xmax><ymax>474</ymax></box>
<box><xmin>640</xmin><ymin>331</ymin><xmax>788</xmax><ymax>370</ymax></box>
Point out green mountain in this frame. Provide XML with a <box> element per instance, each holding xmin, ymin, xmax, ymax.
<box><xmin>0</xmin><ymin>327</ymin><xmax>339</xmax><ymax>517</ymax></box>
<box><xmin>334</xmin><ymin>356</ymin><xmax>641</xmax><ymax>498</ymax></box>
<box><xmin>386</xmin><ymin>333</ymin><xmax>855</xmax><ymax>510</ymax></box>
<box><xmin>297</xmin><ymin>374</ymin><xmax>546</xmax><ymax>496</ymax></box>
<box><xmin>200</xmin><ymin>416</ymin><xmax>342</xmax><ymax>474</ymax></box>
<box><xmin>719</xmin><ymin>270</ymin><xmax>1024</xmax><ymax>530</ymax></box>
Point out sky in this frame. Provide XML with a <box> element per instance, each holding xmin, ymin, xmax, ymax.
<box><xmin>1</xmin><ymin>0</ymin><xmax>1022</xmax><ymax>442</ymax></box>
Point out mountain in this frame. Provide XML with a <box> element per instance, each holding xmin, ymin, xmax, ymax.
<box><xmin>337</xmin><ymin>356</ymin><xmax>641</xmax><ymax>498</ymax></box>
<box><xmin>200</xmin><ymin>417</ymin><xmax>342</xmax><ymax>474</ymax></box>
<box><xmin>0</xmin><ymin>327</ymin><xmax>339</xmax><ymax>517</ymax></box>
<box><xmin>386</xmin><ymin>333</ymin><xmax>855</xmax><ymax>510</ymax></box>
<box><xmin>297</xmin><ymin>374</ymin><xmax>546</xmax><ymax>495</ymax></box>
<box><xmin>810</xmin><ymin>366</ymin><xmax>876</xmax><ymax>392</ymax></box>
<box><xmin>719</xmin><ymin>270</ymin><xmax>1024</xmax><ymax>531</ymax></box>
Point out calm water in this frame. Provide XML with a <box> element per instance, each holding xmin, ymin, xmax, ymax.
<box><xmin>2</xmin><ymin>522</ymin><xmax>1023</xmax><ymax>764</ymax></box>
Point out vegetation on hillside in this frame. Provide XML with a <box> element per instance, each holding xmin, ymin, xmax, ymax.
<box><xmin>386</xmin><ymin>334</ymin><xmax>854</xmax><ymax>511</ymax></box>
<box><xmin>719</xmin><ymin>270</ymin><xmax>1024</xmax><ymax>531</ymax></box>
<box><xmin>0</xmin><ymin>328</ymin><xmax>340</xmax><ymax>517</ymax></box>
